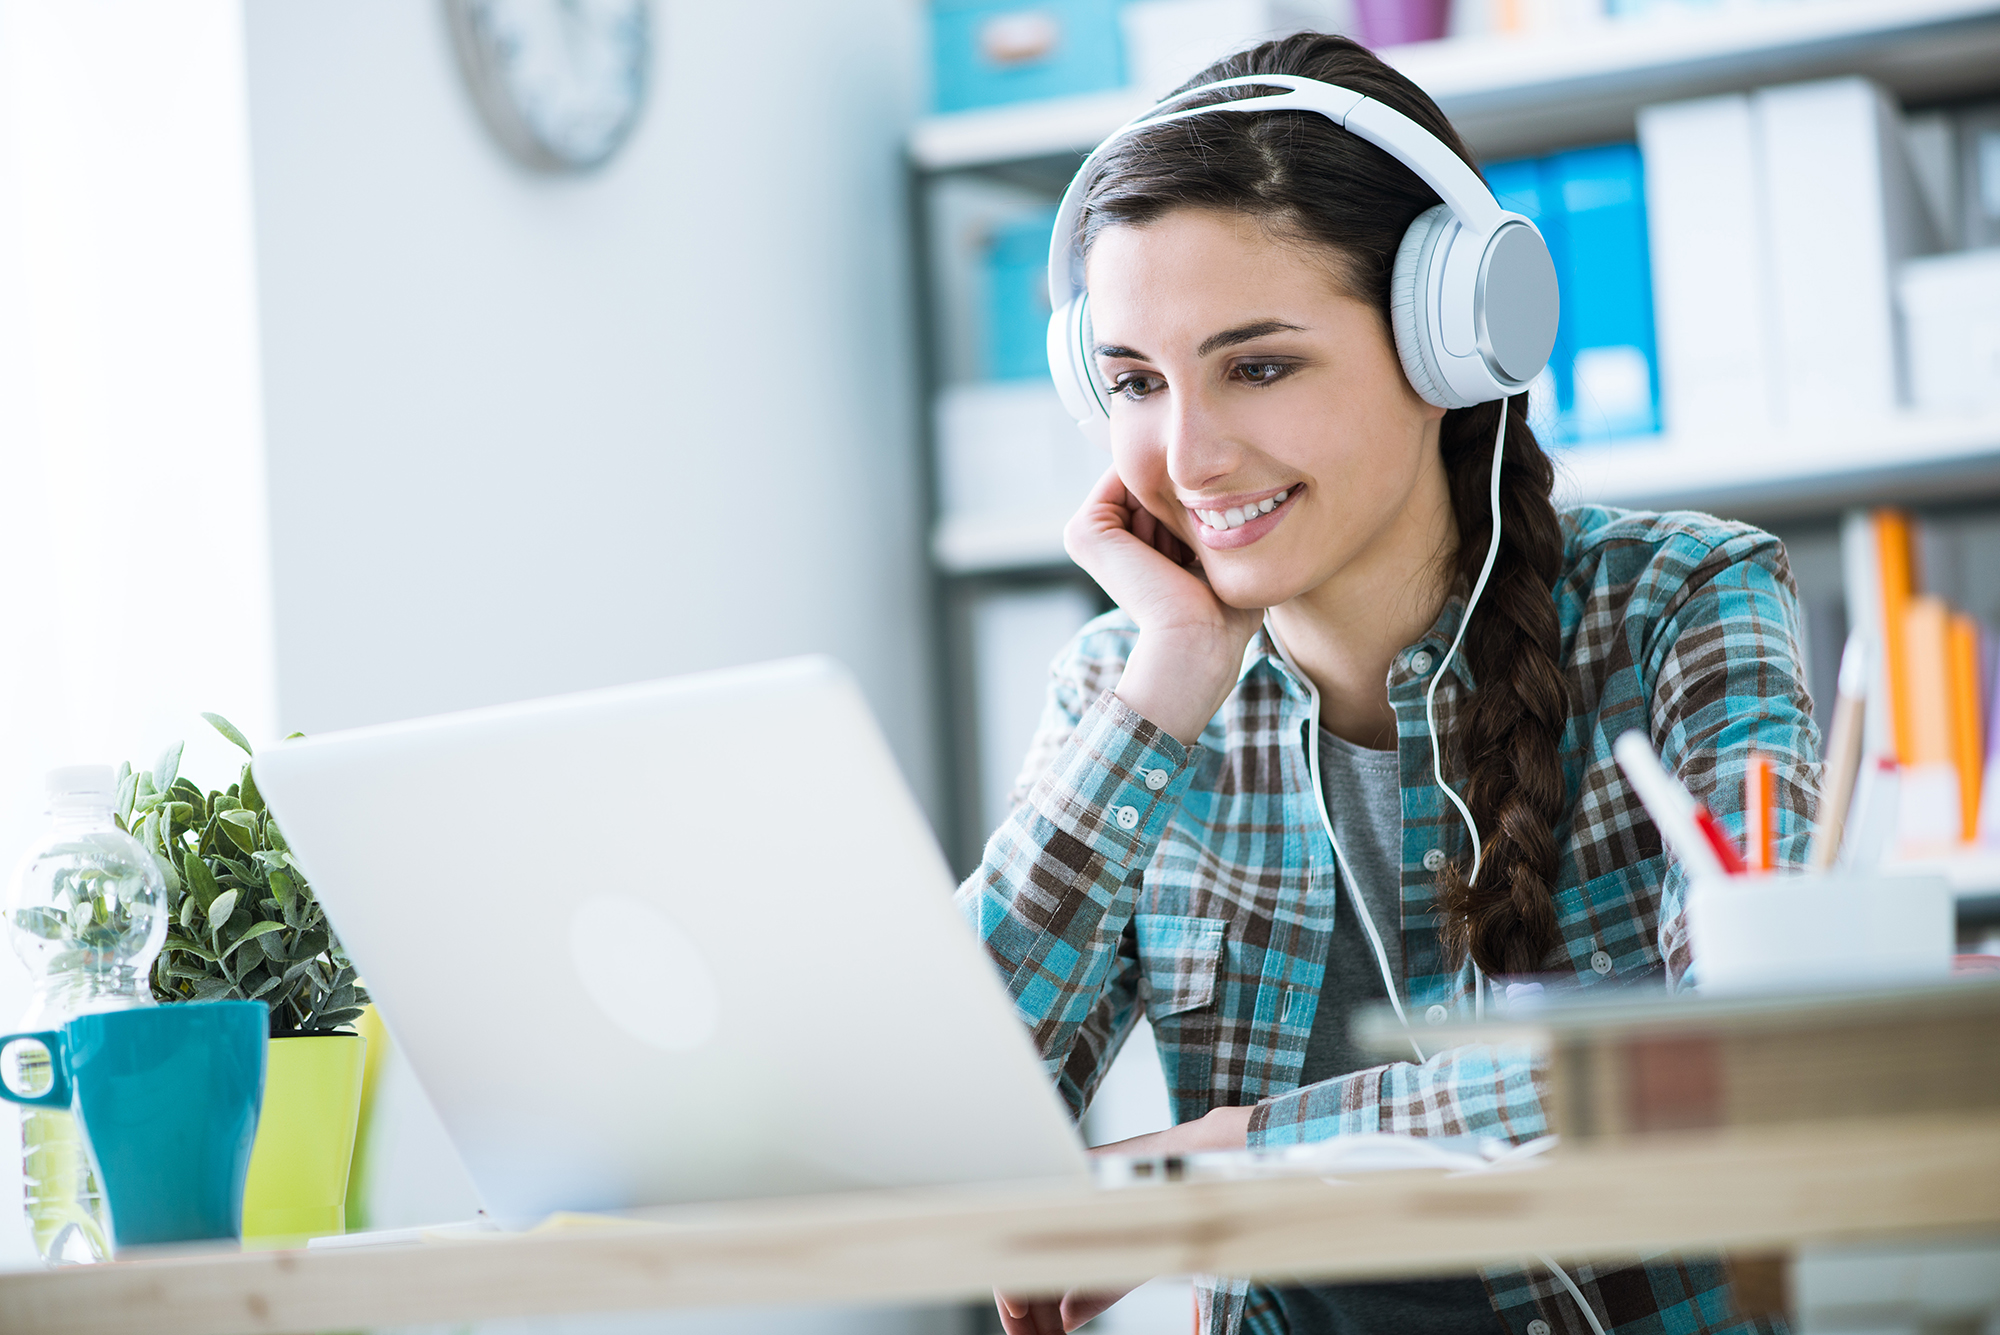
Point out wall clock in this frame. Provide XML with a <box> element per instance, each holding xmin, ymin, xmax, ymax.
<box><xmin>445</xmin><ymin>0</ymin><xmax>651</xmax><ymax>172</ymax></box>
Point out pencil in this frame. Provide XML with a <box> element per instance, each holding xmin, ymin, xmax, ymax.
<box><xmin>1808</xmin><ymin>634</ymin><xmax>1869</xmax><ymax>870</ymax></box>
<box><xmin>1744</xmin><ymin>752</ymin><xmax>1775</xmax><ymax>872</ymax></box>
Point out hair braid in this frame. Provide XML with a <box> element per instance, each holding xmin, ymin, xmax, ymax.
<box><xmin>1434</xmin><ymin>395</ymin><xmax>1570</xmax><ymax>976</ymax></box>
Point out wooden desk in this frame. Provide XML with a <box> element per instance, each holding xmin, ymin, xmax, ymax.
<box><xmin>4</xmin><ymin>1112</ymin><xmax>1997</xmax><ymax>1335</ymax></box>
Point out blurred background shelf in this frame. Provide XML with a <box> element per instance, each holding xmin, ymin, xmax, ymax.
<box><xmin>931</xmin><ymin>409</ymin><xmax>2000</xmax><ymax>575</ymax></box>
<box><xmin>1559</xmin><ymin>411</ymin><xmax>2000</xmax><ymax>520</ymax></box>
<box><xmin>911</xmin><ymin>0</ymin><xmax>2000</xmax><ymax>169</ymax></box>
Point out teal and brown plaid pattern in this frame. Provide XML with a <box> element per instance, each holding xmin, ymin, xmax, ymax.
<box><xmin>956</xmin><ymin>506</ymin><xmax>1818</xmax><ymax>1335</ymax></box>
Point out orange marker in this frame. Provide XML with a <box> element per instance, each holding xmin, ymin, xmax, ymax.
<box><xmin>1743</xmin><ymin>752</ymin><xmax>1776</xmax><ymax>872</ymax></box>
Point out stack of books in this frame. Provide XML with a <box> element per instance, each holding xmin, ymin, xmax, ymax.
<box><xmin>1842</xmin><ymin>508</ymin><xmax>1999</xmax><ymax>861</ymax></box>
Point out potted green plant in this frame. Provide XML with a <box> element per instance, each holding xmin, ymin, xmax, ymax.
<box><xmin>119</xmin><ymin>713</ymin><xmax>371</xmax><ymax>1245</ymax></box>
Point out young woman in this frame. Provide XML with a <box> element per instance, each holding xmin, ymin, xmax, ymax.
<box><xmin>956</xmin><ymin>33</ymin><xmax>1817</xmax><ymax>1335</ymax></box>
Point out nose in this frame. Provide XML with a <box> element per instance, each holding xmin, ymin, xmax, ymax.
<box><xmin>1162</xmin><ymin>380</ymin><xmax>1244</xmax><ymax>494</ymax></box>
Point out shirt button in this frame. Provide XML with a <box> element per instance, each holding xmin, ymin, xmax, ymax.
<box><xmin>1422</xmin><ymin>848</ymin><xmax>1447</xmax><ymax>872</ymax></box>
<box><xmin>1590</xmin><ymin>950</ymin><xmax>1613</xmax><ymax>976</ymax></box>
<box><xmin>1143</xmin><ymin>768</ymin><xmax>1169</xmax><ymax>791</ymax></box>
<box><xmin>1113</xmin><ymin>805</ymin><xmax>1139</xmax><ymax>830</ymax></box>
<box><xmin>1424</xmin><ymin>1004</ymin><xmax>1449</xmax><ymax>1025</ymax></box>
<box><xmin>1528</xmin><ymin>1322</ymin><xmax>1552</xmax><ymax>1335</ymax></box>
<box><xmin>1409</xmin><ymin>650</ymin><xmax>1435</xmax><ymax>675</ymax></box>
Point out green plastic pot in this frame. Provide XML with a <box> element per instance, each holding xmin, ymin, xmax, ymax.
<box><xmin>241</xmin><ymin>1032</ymin><xmax>366</xmax><ymax>1246</ymax></box>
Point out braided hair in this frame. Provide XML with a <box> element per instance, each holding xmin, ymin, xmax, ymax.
<box><xmin>1077</xmin><ymin>32</ymin><xmax>1572</xmax><ymax>975</ymax></box>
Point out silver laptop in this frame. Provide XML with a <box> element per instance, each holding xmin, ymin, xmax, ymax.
<box><xmin>253</xmin><ymin>657</ymin><xmax>1088</xmax><ymax>1222</ymax></box>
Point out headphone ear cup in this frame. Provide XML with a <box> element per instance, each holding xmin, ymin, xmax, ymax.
<box><xmin>1047</xmin><ymin>293</ymin><xmax>1111</xmax><ymax>446</ymax></box>
<box><xmin>1389</xmin><ymin>204</ymin><xmax>1463</xmax><ymax>411</ymax></box>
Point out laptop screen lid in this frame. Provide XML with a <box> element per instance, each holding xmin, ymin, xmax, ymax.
<box><xmin>252</xmin><ymin>656</ymin><xmax>1087</xmax><ymax>1221</ymax></box>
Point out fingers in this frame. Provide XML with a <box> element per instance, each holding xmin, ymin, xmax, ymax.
<box><xmin>1083</xmin><ymin>462</ymin><xmax>1130</xmax><ymax>510</ymax></box>
<box><xmin>994</xmin><ymin>1291</ymin><xmax>1065</xmax><ymax>1335</ymax></box>
<box><xmin>1061</xmin><ymin>1288</ymin><xmax>1134</xmax><ymax>1330</ymax></box>
<box><xmin>1130</xmin><ymin>500</ymin><xmax>1158</xmax><ymax>547</ymax></box>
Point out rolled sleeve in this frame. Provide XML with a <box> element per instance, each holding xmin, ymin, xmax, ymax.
<box><xmin>958</xmin><ymin>681</ymin><xmax>1199</xmax><ymax>1085</ymax></box>
<box><xmin>1246</xmin><ymin>1041</ymin><xmax>1549</xmax><ymax>1148</ymax></box>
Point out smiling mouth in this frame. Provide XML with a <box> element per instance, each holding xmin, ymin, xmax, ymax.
<box><xmin>1190</xmin><ymin>488</ymin><xmax>1294</xmax><ymax>532</ymax></box>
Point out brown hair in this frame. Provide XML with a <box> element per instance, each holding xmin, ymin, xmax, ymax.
<box><xmin>1079</xmin><ymin>33</ymin><xmax>1571</xmax><ymax>976</ymax></box>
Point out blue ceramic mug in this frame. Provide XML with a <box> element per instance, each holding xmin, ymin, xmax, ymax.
<box><xmin>0</xmin><ymin>1000</ymin><xmax>266</xmax><ymax>1251</ymax></box>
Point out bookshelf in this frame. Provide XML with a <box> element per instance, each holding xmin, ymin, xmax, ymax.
<box><xmin>911</xmin><ymin>0</ymin><xmax>2000</xmax><ymax>169</ymax></box>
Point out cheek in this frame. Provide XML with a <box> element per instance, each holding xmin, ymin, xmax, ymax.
<box><xmin>1109</xmin><ymin>426</ymin><xmax>1169</xmax><ymax>497</ymax></box>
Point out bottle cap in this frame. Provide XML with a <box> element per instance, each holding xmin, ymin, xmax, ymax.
<box><xmin>45</xmin><ymin>765</ymin><xmax>116</xmax><ymax>812</ymax></box>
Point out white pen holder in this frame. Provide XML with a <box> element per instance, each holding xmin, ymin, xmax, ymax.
<box><xmin>1687</xmin><ymin>871</ymin><xmax>1954</xmax><ymax>994</ymax></box>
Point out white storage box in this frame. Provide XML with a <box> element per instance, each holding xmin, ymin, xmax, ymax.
<box><xmin>933</xmin><ymin>380</ymin><xmax>1105</xmax><ymax>570</ymax></box>
<box><xmin>1687</xmin><ymin>871</ymin><xmax>1953</xmax><ymax>994</ymax></box>
<box><xmin>1899</xmin><ymin>246</ymin><xmax>2000</xmax><ymax>414</ymax></box>
<box><xmin>1118</xmin><ymin>0</ymin><xmax>1350</xmax><ymax>100</ymax></box>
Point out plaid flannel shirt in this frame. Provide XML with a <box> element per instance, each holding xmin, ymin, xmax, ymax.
<box><xmin>955</xmin><ymin>505</ymin><xmax>1820</xmax><ymax>1335</ymax></box>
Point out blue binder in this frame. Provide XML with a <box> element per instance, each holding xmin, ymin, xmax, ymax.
<box><xmin>1539</xmin><ymin>144</ymin><xmax>1659</xmax><ymax>443</ymax></box>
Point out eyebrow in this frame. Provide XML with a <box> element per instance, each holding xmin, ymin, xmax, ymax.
<box><xmin>1095</xmin><ymin>318</ymin><xmax>1308</xmax><ymax>363</ymax></box>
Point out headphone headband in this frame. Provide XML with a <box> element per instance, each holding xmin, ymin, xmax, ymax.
<box><xmin>1049</xmin><ymin>75</ymin><xmax>1502</xmax><ymax>311</ymax></box>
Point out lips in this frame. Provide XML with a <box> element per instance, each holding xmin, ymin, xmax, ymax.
<box><xmin>1185</xmin><ymin>485</ymin><xmax>1300</xmax><ymax>551</ymax></box>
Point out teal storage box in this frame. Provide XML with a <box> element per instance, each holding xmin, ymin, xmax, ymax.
<box><xmin>931</xmin><ymin>0</ymin><xmax>1126</xmax><ymax>115</ymax></box>
<box><xmin>984</xmin><ymin>208</ymin><xmax>1058</xmax><ymax>381</ymax></box>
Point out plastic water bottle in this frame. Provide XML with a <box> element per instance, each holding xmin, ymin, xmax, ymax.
<box><xmin>6</xmin><ymin>766</ymin><xmax>167</xmax><ymax>1263</ymax></box>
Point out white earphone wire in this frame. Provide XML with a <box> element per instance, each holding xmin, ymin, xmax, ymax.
<box><xmin>1423</xmin><ymin>404</ymin><xmax>1508</xmax><ymax>894</ymax></box>
<box><xmin>1273</xmin><ymin>401</ymin><xmax>1610</xmax><ymax>1330</ymax></box>
<box><xmin>1262</xmin><ymin>619</ymin><xmax>1425</xmax><ymax>1065</ymax></box>
<box><xmin>1536</xmin><ymin>1252</ymin><xmax>1612</xmax><ymax>1335</ymax></box>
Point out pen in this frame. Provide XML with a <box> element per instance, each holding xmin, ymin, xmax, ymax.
<box><xmin>1808</xmin><ymin>634</ymin><xmax>1869</xmax><ymax>870</ymax></box>
<box><xmin>1613</xmin><ymin>730</ymin><xmax>1734</xmax><ymax>882</ymax></box>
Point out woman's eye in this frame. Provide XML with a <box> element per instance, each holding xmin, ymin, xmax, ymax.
<box><xmin>1109</xmin><ymin>373</ymin><xmax>1164</xmax><ymax>401</ymax></box>
<box><xmin>1234</xmin><ymin>361</ymin><xmax>1292</xmax><ymax>386</ymax></box>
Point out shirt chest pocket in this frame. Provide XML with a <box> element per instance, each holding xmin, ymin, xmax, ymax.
<box><xmin>1133</xmin><ymin>913</ymin><xmax>1226</xmax><ymax>1019</ymax></box>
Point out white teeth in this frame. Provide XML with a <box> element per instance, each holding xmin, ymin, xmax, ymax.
<box><xmin>1196</xmin><ymin>494</ymin><xmax>1289</xmax><ymax>529</ymax></box>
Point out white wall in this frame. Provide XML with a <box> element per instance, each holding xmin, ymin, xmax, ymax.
<box><xmin>244</xmin><ymin>0</ymin><xmax>938</xmax><ymax>810</ymax></box>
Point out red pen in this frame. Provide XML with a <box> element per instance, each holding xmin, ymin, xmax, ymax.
<box><xmin>1694</xmin><ymin>804</ymin><xmax>1748</xmax><ymax>876</ymax></box>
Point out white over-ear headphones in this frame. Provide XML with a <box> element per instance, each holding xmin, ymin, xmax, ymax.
<box><xmin>1044</xmin><ymin>74</ymin><xmax>1559</xmax><ymax>444</ymax></box>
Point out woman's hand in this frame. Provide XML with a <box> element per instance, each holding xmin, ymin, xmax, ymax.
<box><xmin>990</xmin><ymin>1106</ymin><xmax>1256</xmax><ymax>1333</ymax></box>
<box><xmin>1064</xmin><ymin>465</ymin><xmax>1264</xmax><ymax>747</ymax></box>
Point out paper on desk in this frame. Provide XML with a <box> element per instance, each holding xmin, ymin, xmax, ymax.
<box><xmin>1093</xmin><ymin>1132</ymin><xmax>1558</xmax><ymax>1187</ymax></box>
<box><xmin>308</xmin><ymin>1212</ymin><xmax>649</xmax><ymax>1250</ymax></box>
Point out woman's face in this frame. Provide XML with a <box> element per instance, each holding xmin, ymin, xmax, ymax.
<box><xmin>1085</xmin><ymin>207</ymin><xmax>1450</xmax><ymax>612</ymax></box>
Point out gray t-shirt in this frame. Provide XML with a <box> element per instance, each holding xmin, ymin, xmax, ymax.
<box><xmin>1273</xmin><ymin>732</ymin><xmax>1500</xmax><ymax>1333</ymax></box>
<box><xmin>1299</xmin><ymin>728</ymin><xmax>1404</xmax><ymax>1085</ymax></box>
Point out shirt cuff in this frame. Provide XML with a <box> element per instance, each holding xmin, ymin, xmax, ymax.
<box><xmin>1246</xmin><ymin>1068</ymin><xmax>1379</xmax><ymax>1148</ymax></box>
<box><xmin>1026</xmin><ymin>689</ymin><xmax>1197</xmax><ymax>868</ymax></box>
